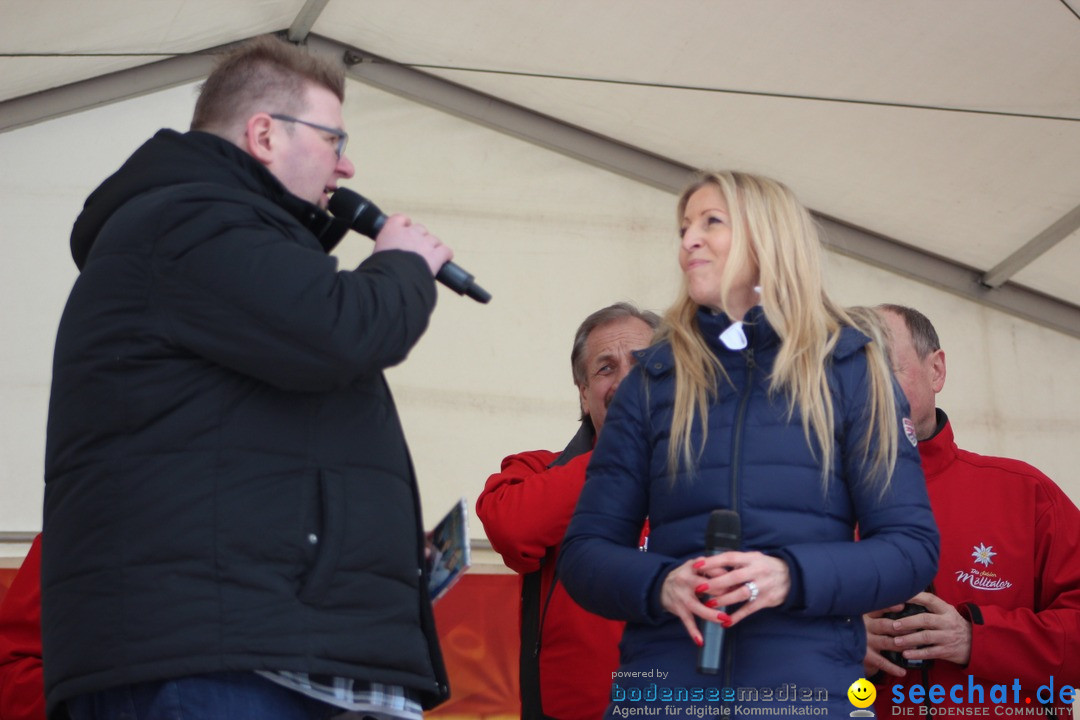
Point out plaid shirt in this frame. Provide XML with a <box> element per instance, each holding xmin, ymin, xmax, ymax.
<box><xmin>257</xmin><ymin>671</ymin><xmax>422</xmax><ymax>720</ymax></box>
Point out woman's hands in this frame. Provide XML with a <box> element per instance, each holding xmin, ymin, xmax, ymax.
<box><xmin>660</xmin><ymin>551</ymin><xmax>790</xmax><ymax>645</ymax></box>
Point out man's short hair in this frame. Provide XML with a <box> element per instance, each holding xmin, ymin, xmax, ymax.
<box><xmin>570</xmin><ymin>302</ymin><xmax>660</xmax><ymax>388</ymax></box>
<box><xmin>191</xmin><ymin>35</ymin><xmax>346</xmax><ymax>134</ymax></box>
<box><xmin>877</xmin><ymin>303</ymin><xmax>941</xmax><ymax>359</ymax></box>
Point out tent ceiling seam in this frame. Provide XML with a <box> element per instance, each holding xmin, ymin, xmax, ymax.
<box><xmin>6</xmin><ymin>50</ymin><xmax>1073</xmax><ymax>123</ymax></box>
<box><xmin>361</xmin><ymin>61</ymin><xmax>1080</xmax><ymax>124</ymax></box>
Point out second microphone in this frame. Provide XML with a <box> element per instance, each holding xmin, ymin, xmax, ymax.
<box><xmin>698</xmin><ymin>509</ymin><xmax>741</xmax><ymax>675</ymax></box>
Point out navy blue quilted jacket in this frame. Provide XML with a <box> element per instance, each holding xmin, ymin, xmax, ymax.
<box><xmin>560</xmin><ymin>307</ymin><xmax>938</xmax><ymax>716</ymax></box>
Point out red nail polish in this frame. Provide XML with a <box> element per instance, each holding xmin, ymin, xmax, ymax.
<box><xmin>694</xmin><ymin>583</ymin><xmax>709</xmax><ymax>594</ymax></box>
<box><xmin>692</xmin><ymin>559</ymin><xmax>706</xmax><ymax>570</ymax></box>
<box><xmin>718</xmin><ymin>612</ymin><xmax>733</xmax><ymax>628</ymax></box>
<box><xmin>694</xmin><ymin>635</ymin><xmax>704</xmax><ymax>647</ymax></box>
<box><xmin>705</xmin><ymin>598</ymin><xmax>719</xmax><ymax>608</ymax></box>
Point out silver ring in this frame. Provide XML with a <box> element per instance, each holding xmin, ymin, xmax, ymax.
<box><xmin>745</xmin><ymin>581</ymin><xmax>759</xmax><ymax>603</ymax></box>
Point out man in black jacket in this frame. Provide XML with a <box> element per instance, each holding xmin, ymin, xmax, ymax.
<box><xmin>42</xmin><ymin>35</ymin><xmax>452</xmax><ymax>720</ymax></box>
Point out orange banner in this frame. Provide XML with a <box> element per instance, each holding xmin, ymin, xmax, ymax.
<box><xmin>430</xmin><ymin>573</ymin><xmax>521</xmax><ymax>719</ymax></box>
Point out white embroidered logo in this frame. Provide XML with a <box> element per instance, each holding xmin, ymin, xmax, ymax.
<box><xmin>954</xmin><ymin>569</ymin><xmax>1013</xmax><ymax>591</ymax></box>
<box><xmin>954</xmin><ymin>543</ymin><xmax>1012</xmax><ymax>591</ymax></box>
<box><xmin>972</xmin><ymin>543</ymin><xmax>996</xmax><ymax>567</ymax></box>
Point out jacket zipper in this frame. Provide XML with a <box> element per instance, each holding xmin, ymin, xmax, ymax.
<box><xmin>534</xmin><ymin>562</ymin><xmax>560</xmax><ymax>658</ymax></box>
<box><xmin>722</xmin><ymin>345</ymin><xmax>756</xmax><ymax>695</ymax></box>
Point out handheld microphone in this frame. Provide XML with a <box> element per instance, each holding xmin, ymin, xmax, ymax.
<box><xmin>328</xmin><ymin>188</ymin><xmax>491</xmax><ymax>304</ymax></box>
<box><xmin>697</xmin><ymin>509</ymin><xmax>741</xmax><ymax>675</ymax></box>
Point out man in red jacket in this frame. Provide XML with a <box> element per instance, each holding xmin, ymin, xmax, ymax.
<box><xmin>476</xmin><ymin>302</ymin><xmax>658</xmax><ymax>720</ymax></box>
<box><xmin>0</xmin><ymin>534</ymin><xmax>45</xmax><ymax>720</ymax></box>
<box><xmin>865</xmin><ymin>304</ymin><xmax>1080</xmax><ymax>716</ymax></box>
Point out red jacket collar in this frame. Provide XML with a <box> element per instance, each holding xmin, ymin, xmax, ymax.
<box><xmin>917</xmin><ymin>410</ymin><xmax>958</xmax><ymax>479</ymax></box>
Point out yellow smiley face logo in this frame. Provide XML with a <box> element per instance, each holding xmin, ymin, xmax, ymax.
<box><xmin>848</xmin><ymin>678</ymin><xmax>876</xmax><ymax>709</ymax></box>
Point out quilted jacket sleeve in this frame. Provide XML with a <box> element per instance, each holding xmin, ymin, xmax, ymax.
<box><xmin>772</xmin><ymin>351</ymin><xmax>940</xmax><ymax>617</ymax></box>
<box><xmin>96</xmin><ymin>188</ymin><xmax>438</xmax><ymax>393</ymax></box>
<box><xmin>559</xmin><ymin>368</ymin><xmax>678</xmax><ymax>624</ymax></box>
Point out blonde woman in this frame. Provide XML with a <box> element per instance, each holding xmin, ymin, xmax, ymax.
<box><xmin>559</xmin><ymin>172</ymin><xmax>938</xmax><ymax>716</ymax></box>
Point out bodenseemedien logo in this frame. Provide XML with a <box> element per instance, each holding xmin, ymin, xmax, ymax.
<box><xmin>608</xmin><ymin>676</ymin><xmax>831</xmax><ymax>716</ymax></box>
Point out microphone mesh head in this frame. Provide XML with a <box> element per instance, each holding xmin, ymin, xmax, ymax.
<box><xmin>328</xmin><ymin>188</ymin><xmax>385</xmax><ymax>238</ymax></box>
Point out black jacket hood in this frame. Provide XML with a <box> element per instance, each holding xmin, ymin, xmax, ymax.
<box><xmin>70</xmin><ymin>129</ymin><xmax>343</xmax><ymax>269</ymax></box>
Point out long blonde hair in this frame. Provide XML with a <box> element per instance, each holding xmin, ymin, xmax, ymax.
<box><xmin>658</xmin><ymin>171</ymin><xmax>898</xmax><ymax>491</ymax></box>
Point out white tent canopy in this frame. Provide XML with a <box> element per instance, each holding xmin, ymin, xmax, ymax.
<box><xmin>2</xmin><ymin>0</ymin><xmax>1079</xmax><ymax>549</ymax></box>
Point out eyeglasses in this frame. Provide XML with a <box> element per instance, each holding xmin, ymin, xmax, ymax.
<box><xmin>270</xmin><ymin>113</ymin><xmax>348</xmax><ymax>159</ymax></box>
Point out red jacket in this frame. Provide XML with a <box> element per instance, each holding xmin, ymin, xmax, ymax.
<box><xmin>0</xmin><ymin>534</ymin><xmax>45</xmax><ymax>720</ymax></box>
<box><xmin>876</xmin><ymin>413</ymin><xmax>1080</xmax><ymax>715</ymax></box>
<box><xmin>476</xmin><ymin>425</ymin><xmax>623</xmax><ymax>720</ymax></box>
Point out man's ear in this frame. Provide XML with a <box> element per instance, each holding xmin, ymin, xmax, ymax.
<box><xmin>578</xmin><ymin>383</ymin><xmax>590</xmax><ymax>419</ymax></box>
<box><xmin>244</xmin><ymin>113</ymin><xmax>275</xmax><ymax>165</ymax></box>
<box><xmin>929</xmin><ymin>349</ymin><xmax>947</xmax><ymax>394</ymax></box>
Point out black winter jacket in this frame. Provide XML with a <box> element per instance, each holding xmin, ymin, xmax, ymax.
<box><xmin>42</xmin><ymin>130</ymin><xmax>449</xmax><ymax>714</ymax></box>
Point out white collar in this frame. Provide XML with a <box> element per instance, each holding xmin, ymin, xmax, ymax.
<box><xmin>719</xmin><ymin>321</ymin><xmax>747</xmax><ymax>350</ymax></box>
